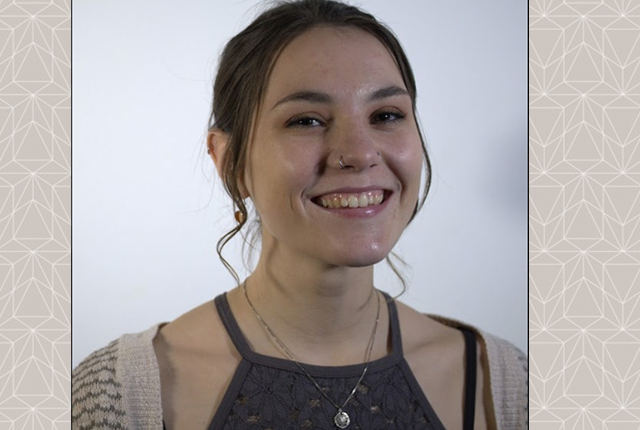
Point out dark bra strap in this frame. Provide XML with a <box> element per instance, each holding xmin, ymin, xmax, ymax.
<box><xmin>461</xmin><ymin>328</ymin><xmax>477</xmax><ymax>430</ymax></box>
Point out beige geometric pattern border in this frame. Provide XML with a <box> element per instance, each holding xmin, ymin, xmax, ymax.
<box><xmin>530</xmin><ymin>0</ymin><xmax>640</xmax><ymax>428</ymax></box>
<box><xmin>0</xmin><ymin>0</ymin><xmax>70</xmax><ymax>429</ymax></box>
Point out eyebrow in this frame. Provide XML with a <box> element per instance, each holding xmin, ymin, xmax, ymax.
<box><xmin>271</xmin><ymin>85</ymin><xmax>409</xmax><ymax>110</ymax></box>
<box><xmin>368</xmin><ymin>85</ymin><xmax>409</xmax><ymax>101</ymax></box>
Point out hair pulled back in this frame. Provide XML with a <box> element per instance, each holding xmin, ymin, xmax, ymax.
<box><xmin>210</xmin><ymin>0</ymin><xmax>431</xmax><ymax>288</ymax></box>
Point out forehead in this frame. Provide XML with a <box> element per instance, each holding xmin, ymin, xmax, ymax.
<box><xmin>264</xmin><ymin>26</ymin><xmax>405</xmax><ymax>102</ymax></box>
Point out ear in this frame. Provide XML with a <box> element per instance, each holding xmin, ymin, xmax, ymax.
<box><xmin>206</xmin><ymin>128</ymin><xmax>226</xmax><ymax>178</ymax></box>
<box><xmin>207</xmin><ymin>129</ymin><xmax>250</xmax><ymax>199</ymax></box>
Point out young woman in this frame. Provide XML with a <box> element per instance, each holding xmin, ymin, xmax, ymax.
<box><xmin>72</xmin><ymin>1</ymin><xmax>527</xmax><ymax>429</ymax></box>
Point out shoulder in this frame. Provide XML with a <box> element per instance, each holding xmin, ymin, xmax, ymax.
<box><xmin>153</xmin><ymin>297</ymin><xmax>242</xmax><ymax>429</ymax></box>
<box><xmin>395</xmin><ymin>302</ymin><xmax>481</xmax><ymax>428</ymax></box>
<box><xmin>72</xmin><ymin>325</ymin><xmax>164</xmax><ymax>430</ymax></box>
<box><xmin>395</xmin><ymin>300</ymin><xmax>469</xmax><ymax>370</ymax></box>
<box><xmin>424</xmin><ymin>312</ymin><xmax>528</xmax><ymax>430</ymax></box>
<box><xmin>153</xmin><ymin>297</ymin><xmax>238</xmax><ymax>365</ymax></box>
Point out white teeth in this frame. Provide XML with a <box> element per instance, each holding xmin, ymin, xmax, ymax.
<box><xmin>317</xmin><ymin>191</ymin><xmax>385</xmax><ymax>209</ymax></box>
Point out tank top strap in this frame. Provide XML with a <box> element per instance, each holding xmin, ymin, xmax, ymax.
<box><xmin>381</xmin><ymin>291</ymin><xmax>404</xmax><ymax>356</ymax></box>
<box><xmin>214</xmin><ymin>293</ymin><xmax>254</xmax><ymax>359</ymax></box>
<box><xmin>215</xmin><ymin>291</ymin><xmax>404</xmax><ymax>360</ymax></box>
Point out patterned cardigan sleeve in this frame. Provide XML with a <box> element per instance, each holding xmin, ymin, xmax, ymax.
<box><xmin>73</xmin><ymin>325</ymin><xmax>164</xmax><ymax>430</ymax></box>
<box><xmin>72</xmin><ymin>339</ymin><xmax>130</xmax><ymax>430</ymax></box>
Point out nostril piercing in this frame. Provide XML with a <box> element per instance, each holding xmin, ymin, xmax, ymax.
<box><xmin>339</xmin><ymin>156</ymin><xmax>346</xmax><ymax>169</ymax></box>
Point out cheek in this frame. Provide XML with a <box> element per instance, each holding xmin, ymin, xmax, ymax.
<box><xmin>391</xmin><ymin>134</ymin><xmax>424</xmax><ymax>189</ymax></box>
<box><xmin>246</xmin><ymin>142</ymin><xmax>320</xmax><ymax>212</ymax></box>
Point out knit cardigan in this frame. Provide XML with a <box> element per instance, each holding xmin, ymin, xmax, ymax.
<box><xmin>72</xmin><ymin>315</ymin><xmax>528</xmax><ymax>430</ymax></box>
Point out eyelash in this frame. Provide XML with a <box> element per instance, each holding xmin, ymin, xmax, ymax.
<box><xmin>371</xmin><ymin>110</ymin><xmax>406</xmax><ymax>124</ymax></box>
<box><xmin>286</xmin><ymin>116</ymin><xmax>325</xmax><ymax>128</ymax></box>
<box><xmin>285</xmin><ymin>110</ymin><xmax>406</xmax><ymax>128</ymax></box>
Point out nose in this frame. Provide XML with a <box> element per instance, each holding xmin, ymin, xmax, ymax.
<box><xmin>329</xmin><ymin>120</ymin><xmax>381</xmax><ymax>171</ymax></box>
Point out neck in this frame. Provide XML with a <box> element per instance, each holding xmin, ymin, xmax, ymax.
<box><xmin>249</xmin><ymin>257</ymin><xmax>377</xmax><ymax>337</ymax></box>
<box><xmin>231</xmin><ymin>245</ymin><xmax>386</xmax><ymax>365</ymax></box>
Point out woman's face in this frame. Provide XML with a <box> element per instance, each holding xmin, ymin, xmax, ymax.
<box><xmin>244</xmin><ymin>25</ymin><xmax>423</xmax><ymax>268</ymax></box>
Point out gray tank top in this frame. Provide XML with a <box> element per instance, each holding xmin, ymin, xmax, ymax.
<box><xmin>164</xmin><ymin>293</ymin><xmax>477</xmax><ymax>429</ymax></box>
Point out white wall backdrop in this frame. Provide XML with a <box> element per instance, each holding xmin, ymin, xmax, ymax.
<box><xmin>73</xmin><ymin>0</ymin><xmax>527</xmax><ymax>368</ymax></box>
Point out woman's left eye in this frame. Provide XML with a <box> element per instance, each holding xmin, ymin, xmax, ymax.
<box><xmin>371</xmin><ymin>111</ymin><xmax>406</xmax><ymax>124</ymax></box>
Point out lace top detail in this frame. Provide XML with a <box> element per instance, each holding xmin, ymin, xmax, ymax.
<box><xmin>216</xmin><ymin>358</ymin><xmax>442</xmax><ymax>429</ymax></box>
<box><xmin>168</xmin><ymin>293</ymin><xmax>476</xmax><ymax>430</ymax></box>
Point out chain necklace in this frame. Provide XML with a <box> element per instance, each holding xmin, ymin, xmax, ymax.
<box><xmin>242</xmin><ymin>280</ymin><xmax>381</xmax><ymax>429</ymax></box>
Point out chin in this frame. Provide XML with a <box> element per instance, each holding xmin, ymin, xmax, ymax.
<box><xmin>327</xmin><ymin>244</ymin><xmax>392</xmax><ymax>268</ymax></box>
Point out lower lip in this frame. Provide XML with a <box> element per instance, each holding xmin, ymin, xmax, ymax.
<box><xmin>314</xmin><ymin>193</ymin><xmax>391</xmax><ymax>218</ymax></box>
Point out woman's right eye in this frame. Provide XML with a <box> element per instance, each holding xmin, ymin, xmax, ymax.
<box><xmin>286</xmin><ymin>116</ymin><xmax>324</xmax><ymax>128</ymax></box>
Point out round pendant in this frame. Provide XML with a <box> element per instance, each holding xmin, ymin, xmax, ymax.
<box><xmin>334</xmin><ymin>410</ymin><xmax>350</xmax><ymax>428</ymax></box>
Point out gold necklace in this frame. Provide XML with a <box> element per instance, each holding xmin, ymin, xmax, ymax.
<box><xmin>242</xmin><ymin>280</ymin><xmax>381</xmax><ymax>429</ymax></box>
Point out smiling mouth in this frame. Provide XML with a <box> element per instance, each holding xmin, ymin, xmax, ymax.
<box><xmin>313</xmin><ymin>190</ymin><xmax>387</xmax><ymax>209</ymax></box>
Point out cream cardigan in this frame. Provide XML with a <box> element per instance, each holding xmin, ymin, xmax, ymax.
<box><xmin>72</xmin><ymin>315</ymin><xmax>528</xmax><ymax>429</ymax></box>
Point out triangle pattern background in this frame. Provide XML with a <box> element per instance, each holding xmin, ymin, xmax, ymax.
<box><xmin>531</xmin><ymin>0</ymin><xmax>640</xmax><ymax>427</ymax></box>
<box><xmin>0</xmin><ymin>0</ymin><xmax>70</xmax><ymax>429</ymax></box>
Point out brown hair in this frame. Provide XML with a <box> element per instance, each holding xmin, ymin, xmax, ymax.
<box><xmin>209</xmin><ymin>0</ymin><xmax>431</xmax><ymax>290</ymax></box>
